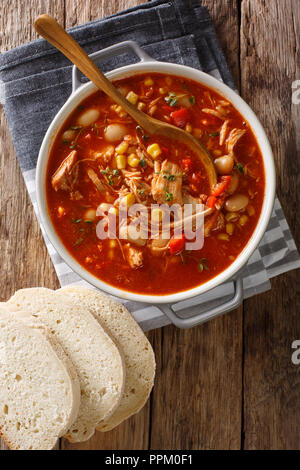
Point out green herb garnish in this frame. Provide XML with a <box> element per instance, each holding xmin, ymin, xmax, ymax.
<box><xmin>209</xmin><ymin>132</ymin><xmax>220</xmax><ymax>137</ymax></box>
<box><xmin>136</xmin><ymin>125</ymin><xmax>149</xmax><ymax>141</ymax></box>
<box><xmin>198</xmin><ymin>258</ymin><xmax>209</xmax><ymax>272</ymax></box>
<box><xmin>74</xmin><ymin>237</ymin><xmax>84</xmax><ymax>246</ymax></box>
<box><xmin>165</xmin><ymin>92</ymin><xmax>178</xmax><ymax>107</ymax></box>
<box><xmin>166</xmin><ymin>191</ymin><xmax>174</xmax><ymax>202</ymax></box>
<box><xmin>139</xmin><ymin>159</ymin><xmax>147</xmax><ymax>168</ymax></box>
<box><xmin>71</xmin><ymin>218</ymin><xmax>82</xmax><ymax>224</ymax></box>
<box><xmin>181</xmin><ymin>253</ymin><xmax>209</xmax><ymax>272</ymax></box>
<box><xmin>137</xmin><ymin>188</ymin><xmax>145</xmax><ymax>197</ymax></box>
<box><xmin>189</xmin><ymin>96</ymin><xmax>195</xmax><ymax>105</ymax></box>
<box><xmin>70</xmin><ymin>126</ymin><xmax>82</xmax><ymax>131</ymax></box>
<box><xmin>234</xmin><ymin>163</ymin><xmax>244</xmax><ymax>174</ymax></box>
<box><xmin>168</xmin><ymin>174</ymin><xmax>176</xmax><ymax>182</ymax></box>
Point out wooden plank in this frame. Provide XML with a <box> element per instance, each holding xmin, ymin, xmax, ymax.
<box><xmin>61</xmin><ymin>0</ymin><xmax>149</xmax><ymax>451</ymax></box>
<box><xmin>241</xmin><ymin>0</ymin><xmax>300</xmax><ymax>450</ymax></box>
<box><xmin>149</xmin><ymin>0</ymin><xmax>243</xmax><ymax>450</ymax></box>
<box><xmin>202</xmin><ymin>0</ymin><xmax>241</xmax><ymax>89</ymax></box>
<box><xmin>0</xmin><ymin>0</ymin><xmax>65</xmax><ymax>451</ymax></box>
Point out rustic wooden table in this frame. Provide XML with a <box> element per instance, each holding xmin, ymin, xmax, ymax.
<box><xmin>0</xmin><ymin>0</ymin><xmax>299</xmax><ymax>451</ymax></box>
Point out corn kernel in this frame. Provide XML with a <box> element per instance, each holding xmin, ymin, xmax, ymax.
<box><xmin>226</xmin><ymin>223</ymin><xmax>235</xmax><ymax>236</ymax></box>
<box><xmin>144</xmin><ymin>77</ymin><xmax>154</xmax><ymax>86</ymax></box>
<box><xmin>128</xmin><ymin>153</ymin><xmax>140</xmax><ymax>168</ymax></box>
<box><xmin>126</xmin><ymin>91</ymin><xmax>139</xmax><ymax>105</ymax></box>
<box><xmin>137</xmin><ymin>102</ymin><xmax>146</xmax><ymax>111</ymax></box>
<box><xmin>115</xmin><ymin>141</ymin><xmax>129</xmax><ymax>154</ymax></box>
<box><xmin>147</xmin><ymin>143</ymin><xmax>162</xmax><ymax>159</ymax></box>
<box><xmin>239</xmin><ymin>215</ymin><xmax>249</xmax><ymax>226</ymax></box>
<box><xmin>159</xmin><ymin>87</ymin><xmax>167</xmax><ymax>95</ymax></box>
<box><xmin>116</xmin><ymin>154</ymin><xmax>127</xmax><ymax>169</ymax></box>
<box><xmin>57</xmin><ymin>206</ymin><xmax>65</xmax><ymax>217</ymax></box>
<box><xmin>247</xmin><ymin>205</ymin><xmax>256</xmax><ymax>217</ymax></box>
<box><xmin>109</xmin><ymin>239</ymin><xmax>117</xmax><ymax>248</ymax></box>
<box><xmin>108</xmin><ymin>207</ymin><xmax>119</xmax><ymax>216</ymax></box>
<box><xmin>165</xmin><ymin>76</ymin><xmax>173</xmax><ymax>86</ymax></box>
<box><xmin>108</xmin><ymin>249</ymin><xmax>114</xmax><ymax>260</ymax></box>
<box><xmin>218</xmin><ymin>233</ymin><xmax>230</xmax><ymax>242</ymax></box>
<box><xmin>116</xmin><ymin>105</ymin><xmax>127</xmax><ymax>117</ymax></box>
<box><xmin>84</xmin><ymin>208</ymin><xmax>96</xmax><ymax>221</ymax></box>
<box><xmin>185</xmin><ymin>123</ymin><xmax>193</xmax><ymax>133</ymax></box>
<box><xmin>120</xmin><ymin>193</ymin><xmax>136</xmax><ymax>208</ymax></box>
<box><xmin>193</xmin><ymin>128</ymin><xmax>203</xmax><ymax>139</ymax></box>
<box><xmin>151</xmin><ymin>208</ymin><xmax>163</xmax><ymax>223</ymax></box>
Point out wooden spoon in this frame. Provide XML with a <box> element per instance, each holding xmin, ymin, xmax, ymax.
<box><xmin>34</xmin><ymin>15</ymin><xmax>217</xmax><ymax>191</ymax></box>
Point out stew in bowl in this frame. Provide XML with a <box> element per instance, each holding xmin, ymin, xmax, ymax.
<box><xmin>46</xmin><ymin>72</ymin><xmax>265</xmax><ymax>296</ymax></box>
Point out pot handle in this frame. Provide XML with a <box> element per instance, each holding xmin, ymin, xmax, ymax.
<box><xmin>72</xmin><ymin>40</ymin><xmax>153</xmax><ymax>92</ymax></box>
<box><xmin>159</xmin><ymin>277</ymin><xmax>244</xmax><ymax>329</ymax></box>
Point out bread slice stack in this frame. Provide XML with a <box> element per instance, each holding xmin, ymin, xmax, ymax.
<box><xmin>0</xmin><ymin>287</ymin><xmax>155</xmax><ymax>450</ymax></box>
<box><xmin>0</xmin><ymin>307</ymin><xmax>80</xmax><ymax>450</ymax></box>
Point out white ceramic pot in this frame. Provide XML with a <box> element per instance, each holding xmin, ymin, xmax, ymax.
<box><xmin>36</xmin><ymin>41</ymin><xmax>276</xmax><ymax>327</ymax></box>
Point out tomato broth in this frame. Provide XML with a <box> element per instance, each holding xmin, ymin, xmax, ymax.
<box><xmin>46</xmin><ymin>73</ymin><xmax>265</xmax><ymax>295</ymax></box>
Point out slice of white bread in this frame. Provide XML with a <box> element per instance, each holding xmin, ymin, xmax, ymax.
<box><xmin>57</xmin><ymin>286</ymin><xmax>156</xmax><ymax>432</ymax></box>
<box><xmin>6</xmin><ymin>288</ymin><xmax>125</xmax><ymax>442</ymax></box>
<box><xmin>0</xmin><ymin>309</ymin><xmax>80</xmax><ymax>450</ymax></box>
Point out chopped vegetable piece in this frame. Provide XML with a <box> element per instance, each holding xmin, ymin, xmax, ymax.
<box><xmin>169</xmin><ymin>235</ymin><xmax>186</xmax><ymax>255</ymax></box>
<box><xmin>207</xmin><ymin>196</ymin><xmax>217</xmax><ymax>208</ymax></box>
<box><xmin>171</xmin><ymin>107</ymin><xmax>189</xmax><ymax>128</ymax></box>
<box><xmin>211</xmin><ymin>176</ymin><xmax>232</xmax><ymax>197</ymax></box>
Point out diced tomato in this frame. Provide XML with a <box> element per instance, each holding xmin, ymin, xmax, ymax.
<box><xmin>171</xmin><ymin>107</ymin><xmax>189</xmax><ymax>128</ymax></box>
<box><xmin>211</xmin><ymin>176</ymin><xmax>232</xmax><ymax>197</ymax></box>
<box><xmin>181</xmin><ymin>158</ymin><xmax>193</xmax><ymax>173</ymax></box>
<box><xmin>169</xmin><ymin>235</ymin><xmax>186</xmax><ymax>255</ymax></box>
<box><xmin>207</xmin><ymin>196</ymin><xmax>217</xmax><ymax>208</ymax></box>
<box><xmin>161</xmin><ymin>146</ymin><xmax>169</xmax><ymax>155</ymax></box>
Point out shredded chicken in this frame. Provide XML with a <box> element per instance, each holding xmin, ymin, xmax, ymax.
<box><xmin>124</xmin><ymin>244</ymin><xmax>143</xmax><ymax>268</ymax></box>
<box><xmin>86</xmin><ymin>168</ymin><xmax>106</xmax><ymax>192</ymax></box>
<box><xmin>202</xmin><ymin>108</ymin><xmax>227</xmax><ymax>120</ymax></box>
<box><xmin>51</xmin><ymin>150</ymin><xmax>78</xmax><ymax>192</ymax></box>
<box><xmin>92</xmin><ymin>145</ymin><xmax>114</xmax><ymax>166</ymax></box>
<box><xmin>219</xmin><ymin>120</ymin><xmax>230</xmax><ymax>146</ymax></box>
<box><xmin>151</xmin><ymin>160</ymin><xmax>183</xmax><ymax>205</ymax></box>
<box><xmin>204</xmin><ymin>211</ymin><xmax>225</xmax><ymax>237</ymax></box>
<box><xmin>226</xmin><ymin>129</ymin><xmax>246</xmax><ymax>155</ymax></box>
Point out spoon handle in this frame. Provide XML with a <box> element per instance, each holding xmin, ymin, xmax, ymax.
<box><xmin>34</xmin><ymin>15</ymin><xmax>151</xmax><ymax>129</ymax></box>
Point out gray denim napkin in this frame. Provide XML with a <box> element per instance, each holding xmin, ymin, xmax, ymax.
<box><xmin>1</xmin><ymin>0</ymin><xmax>299</xmax><ymax>330</ymax></box>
